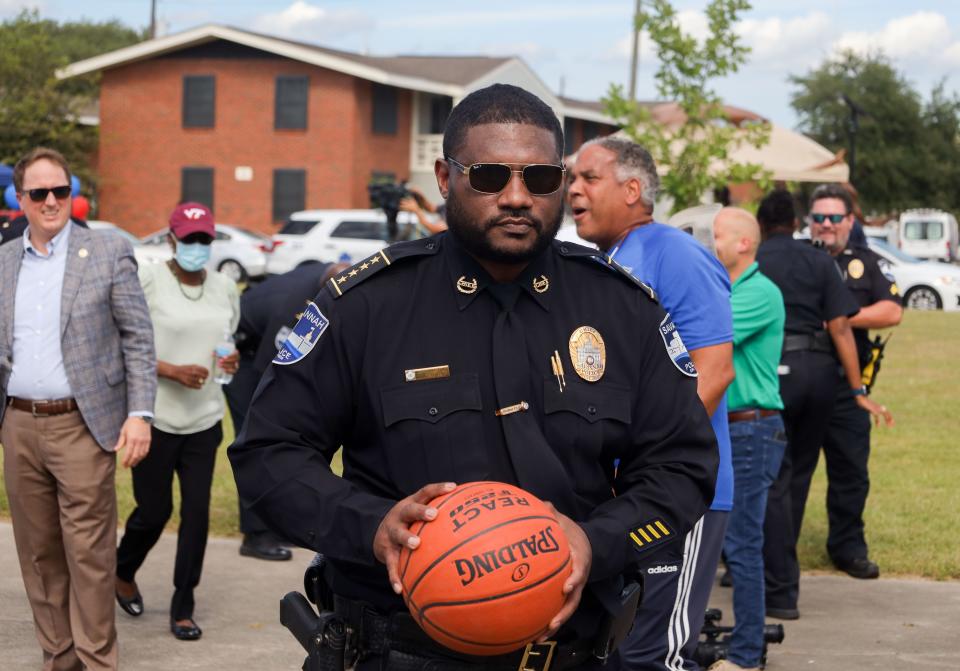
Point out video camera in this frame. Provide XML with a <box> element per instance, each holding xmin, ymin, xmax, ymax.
<box><xmin>693</xmin><ymin>608</ymin><xmax>784</xmax><ymax>668</ymax></box>
<box><xmin>367</xmin><ymin>181</ymin><xmax>413</xmax><ymax>242</ymax></box>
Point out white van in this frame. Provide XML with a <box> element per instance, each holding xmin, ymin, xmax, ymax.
<box><xmin>898</xmin><ymin>209</ymin><xmax>958</xmax><ymax>262</ymax></box>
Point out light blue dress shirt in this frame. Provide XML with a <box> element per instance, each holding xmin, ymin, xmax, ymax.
<box><xmin>7</xmin><ymin>221</ymin><xmax>74</xmax><ymax>400</ymax></box>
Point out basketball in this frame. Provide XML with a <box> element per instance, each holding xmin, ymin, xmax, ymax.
<box><xmin>399</xmin><ymin>481</ymin><xmax>572</xmax><ymax>656</ymax></box>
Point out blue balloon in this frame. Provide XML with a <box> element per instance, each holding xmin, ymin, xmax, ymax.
<box><xmin>4</xmin><ymin>184</ymin><xmax>18</xmax><ymax>209</ymax></box>
<box><xmin>71</xmin><ymin>175</ymin><xmax>81</xmax><ymax>197</ymax></box>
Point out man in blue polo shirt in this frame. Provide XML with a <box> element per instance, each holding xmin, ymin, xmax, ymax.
<box><xmin>569</xmin><ymin>136</ymin><xmax>734</xmax><ymax>670</ymax></box>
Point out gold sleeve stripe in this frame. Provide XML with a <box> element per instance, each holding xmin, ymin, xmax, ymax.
<box><xmin>630</xmin><ymin>532</ymin><xmax>644</xmax><ymax>547</ymax></box>
<box><xmin>329</xmin><ymin>277</ymin><xmax>343</xmax><ymax>296</ymax></box>
<box><xmin>646</xmin><ymin>524</ymin><xmax>662</xmax><ymax>539</ymax></box>
<box><xmin>655</xmin><ymin>520</ymin><xmax>671</xmax><ymax>536</ymax></box>
<box><xmin>380</xmin><ymin>250</ymin><xmax>392</xmax><ymax>265</ymax></box>
<box><xmin>637</xmin><ymin>527</ymin><xmax>652</xmax><ymax>543</ymax></box>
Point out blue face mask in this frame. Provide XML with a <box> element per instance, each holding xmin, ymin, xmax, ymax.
<box><xmin>175</xmin><ymin>242</ymin><xmax>211</xmax><ymax>272</ymax></box>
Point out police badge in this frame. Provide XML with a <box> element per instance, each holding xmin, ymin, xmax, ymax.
<box><xmin>659</xmin><ymin>315</ymin><xmax>697</xmax><ymax>378</ymax></box>
<box><xmin>568</xmin><ymin>326</ymin><xmax>605</xmax><ymax>382</ymax></box>
<box><xmin>274</xmin><ymin>301</ymin><xmax>329</xmax><ymax>365</ymax></box>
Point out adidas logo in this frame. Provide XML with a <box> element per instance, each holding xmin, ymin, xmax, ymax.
<box><xmin>647</xmin><ymin>564</ymin><xmax>679</xmax><ymax>575</ymax></box>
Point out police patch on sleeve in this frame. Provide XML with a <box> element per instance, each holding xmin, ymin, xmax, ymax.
<box><xmin>273</xmin><ymin>301</ymin><xmax>328</xmax><ymax>366</ymax></box>
<box><xmin>659</xmin><ymin>315</ymin><xmax>697</xmax><ymax>378</ymax></box>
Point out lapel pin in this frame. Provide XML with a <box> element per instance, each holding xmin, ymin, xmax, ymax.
<box><xmin>456</xmin><ymin>276</ymin><xmax>478</xmax><ymax>294</ymax></box>
<box><xmin>78</xmin><ymin>248</ymin><xmax>89</xmax><ymax>258</ymax></box>
<box><xmin>533</xmin><ymin>275</ymin><xmax>549</xmax><ymax>293</ymax></box>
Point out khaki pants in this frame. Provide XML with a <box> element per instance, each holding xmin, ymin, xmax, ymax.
<box><xmin>1</xmin><ymin>406</ymin><xmax>118</xmax><ymax>671</ymax></box>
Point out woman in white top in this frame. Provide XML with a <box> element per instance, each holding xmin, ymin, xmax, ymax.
<box><xmin>115</xmin><ymin>203</ymin><xmax>239</xmax><ymax>641</ymax></box>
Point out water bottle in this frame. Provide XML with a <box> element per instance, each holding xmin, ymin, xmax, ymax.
<box><xmin>212</xmin><ymin>328</ymin><xmax>236</xmax><ymax>385</ymax></box>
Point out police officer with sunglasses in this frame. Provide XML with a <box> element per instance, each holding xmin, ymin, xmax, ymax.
<box><xmin>230</xmin><ymin>84</ymin><xmax>719</xmax><ymax>671</ymax></box>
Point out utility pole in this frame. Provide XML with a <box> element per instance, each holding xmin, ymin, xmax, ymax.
<box><xmin>841</xmin><ymin>93</ymin><xmax>865</xmax><ymax>187</ymax></box>
<box><xmin>628</xmin><ymin>0</ymin><xmax>642</xmax><ymax>101</ymax></box>
<box><xmin>150</xmin><ymin>0</ymin><xmax>157</xmax><ymax>39</ymax></box>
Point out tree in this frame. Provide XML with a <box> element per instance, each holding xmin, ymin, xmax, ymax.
<box><xmin>790</xmin><ymin>51</ymin><xmax>960</xmax><ymax>214</ymax></box>
<box><xmin>604</xmin><ymin>0</ymin><xmax>770</xmax><ymax>212</ymax></box>
<box><xmin>0</xmin><ymin>10</ymin><xmax>143</xmax><ymax>187</ymax></box>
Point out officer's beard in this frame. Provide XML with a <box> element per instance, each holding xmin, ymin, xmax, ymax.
<box><xmin>444</xmin><ymin>190</ymin><xmax>563</xmax><ymax>265</ymax></box>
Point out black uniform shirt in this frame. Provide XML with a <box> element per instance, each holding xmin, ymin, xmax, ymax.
<box><xmin>836</xmin><ymin>243</ymin><xmax>902</xmax><ymax>363</ymax></box>
<box><xmin>229</xmin><ymin>233</ymin><xmax>717</xmax><ymax>631</ymax></box>
<box><xmin>757</xmin><ymin>232</ymin><xmax>860</xmax><ymax>335</ymax></box>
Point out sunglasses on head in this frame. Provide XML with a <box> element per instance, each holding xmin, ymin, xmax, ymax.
<box><xmin>24</xmin><ymin>185</ymin><xmax>72</xmax><ymax>202</ymax></box>
<box><xmin>810</xmin><ymin>213</ymin><xmax>847</xmax><ymax>225</ymax></box>
<box><xmin>445</xmin><ymin>156</ymin><xmax>565</xmax><ymax>196</ymax></box>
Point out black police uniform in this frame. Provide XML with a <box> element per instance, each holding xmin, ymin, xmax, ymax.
<box><xmin>229</xmin><ymin>232</ymin><xmax>719</xmax><ymax>670</ymax></box>
<box><xmin>756</xmin><ymin>232</ymin><xmax>859</xmax><ymax>611</ymax></box>
<box><xmin>821</xmin><ymin>243</ymin><xmax>901</xmax><ymax>566</ymax></box>
<box><xmin>224</xmin><ymin>262</ymin><xmax>332</xmax><ymax>538</ymax></box>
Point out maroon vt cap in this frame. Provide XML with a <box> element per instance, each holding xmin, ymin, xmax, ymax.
<box><xmin>169</xmin><ymin>202</ymin><xmax>215</xmax><ymax>239</ymax></box>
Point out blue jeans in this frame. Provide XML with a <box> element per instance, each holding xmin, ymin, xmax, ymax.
<box><xmin>724</xmin><ymin>413</ymin><xmax>786</xmax><ymax>668</ymax></box>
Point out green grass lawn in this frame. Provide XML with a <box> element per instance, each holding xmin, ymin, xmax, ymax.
<box><xmin>1</xmin><ymin>311</ymin><xmax>957</xmax><ymax>579</ymax></box>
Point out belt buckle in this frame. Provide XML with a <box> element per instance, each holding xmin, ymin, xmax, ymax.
<box><xmin>518</xmin><ymin>641</ymin><xmax>556</xmax><ymax>671</ymax></box>
<box><xmin>30</xmin><ymin>400</ymin><xmax>51</xmax><ymax>417</ymax></box>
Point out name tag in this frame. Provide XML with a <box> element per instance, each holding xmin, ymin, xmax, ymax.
<box><xmin>404</xmin><ymin>365</ymin><xmax>450</xmax><ymax>382</ymax></box>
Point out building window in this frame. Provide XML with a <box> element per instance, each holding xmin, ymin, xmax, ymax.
<box><xmin>273</xmin><ymin>169</ymin><xmax>306</xmax><ymax>221</ymax></box>
<box><xmin>181</xmin><ymin>167</ymin><xmax>214</xmax><ymax>209</ymax></box>
<box><xmin>582</xmin><ymin>121</ymin><xmax>600</xmax><ymax>142</ymax></box>
<box><xmin>372</xmin><ymin>84</ymin><xmax>398</xmax><ymax>135</ymax></box>
<box><xmin>563</xmin><ymin>118</ymin><xmax>576</xmax><ymax>155</ymax></box>
<box><xmin>182</xmin><ymin>75</ymin><xmax>215</xmax><ymax>128</ymax></box>
<box><xmin>275</xmin><ymin>75</ymin><xmax>309</xmax><ymax>130</ymax></box>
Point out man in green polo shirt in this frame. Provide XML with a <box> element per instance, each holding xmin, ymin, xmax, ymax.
<box><xmin>710</xmin><ymin>207</ymin><xmax>787</xmax><ymax>671</ymax></box>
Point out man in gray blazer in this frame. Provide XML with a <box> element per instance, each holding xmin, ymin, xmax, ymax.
<box><xmin>0</xmin><ymin>147</ymin><xmax>156</xmax><ymax>671</ymax></box>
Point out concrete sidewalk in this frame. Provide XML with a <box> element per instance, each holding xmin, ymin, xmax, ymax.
<box><xmin>1</xmin><ymin>521</ymin><xmax>957</xmax><ymax>670</ymax></box>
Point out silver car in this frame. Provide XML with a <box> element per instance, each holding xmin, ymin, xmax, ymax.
<box><xmin>140</xmin><ymin>223</ymin><xmax>270</xmax><ymax>282</ymax></box>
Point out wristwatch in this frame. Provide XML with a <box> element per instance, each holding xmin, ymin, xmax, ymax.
<box><xmin>850</xmin><ymin>385</ymin><xmax>868</xmax><ymax>397</ymax></box>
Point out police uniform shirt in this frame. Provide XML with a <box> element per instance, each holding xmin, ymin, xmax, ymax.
<box><xmin>756</xmin><ymin>232</ymin><xmax>860</xmax><ymax>335</ymax></box>
<box><xmin>229</xmin><ymin>233</ymin><xmax>718</xmax><ymax>633</ymax></box>
<box><xmin>837</xmin><ymin>243</ymin><xmax>902</xmax><ymax>363</ymax></box>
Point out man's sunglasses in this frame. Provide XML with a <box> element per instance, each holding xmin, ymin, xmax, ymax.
<box><xmin>177</xmin><ymin>232</ymin><xmax>214</xmax><ymax>245</ymax></box>
<box><xmin>445</xmin><ymin>156</ymin><xmax>565</xmax><ymax>196</ymax></box>
<box><xmin>810</xmin><ymin>213</ymin><xmax>847</xmax><ymax>225</ymax></box>
<box><xmin>23</xmin><ymin>185</ymin><xmax>72</xmax><ymax>202</ymax></box>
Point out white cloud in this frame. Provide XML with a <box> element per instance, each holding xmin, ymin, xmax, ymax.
<box><xmin>834</xmin><ymin>11</ymin><xmax>954</xmax><ymax>61</ymax></box>
<box><xmin>737</xmin><ymin>12</ymin><xmax>833</xmax><ymax>70</ymax></box>
<box><xmin>383</xmin><ymin>5</ymin><xmax>629</xmax><ymax>30</ymax></box>
<box><xmin>254</xmin><ymin>1</ymin><xmax>375</xmax><ymax>42</ymax></box>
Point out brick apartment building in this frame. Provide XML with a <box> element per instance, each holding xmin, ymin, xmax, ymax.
<box><xmin>61</xmin><ymin>25</ymin><xmax>618</xmax><ymax>237</ymax></box>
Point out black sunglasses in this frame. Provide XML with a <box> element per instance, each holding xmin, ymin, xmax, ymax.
<box><xmin>176</xmin><ymin>232</ymin><xmax>214</xmax><ymax>245</ymax></box>
<box><xmin>810</xmin><ymin>213</ymin><xmax>846</xmax><ymax>225</ymax></box>
<box><xmin>24</xmin><ymin>185</ymin><xmax>72</xmax><ymax>202</ymax></box>
<box><xmin>445</xmin><ymin>156</ymin><xmax>565</xmax><ymax>196</ymax></box>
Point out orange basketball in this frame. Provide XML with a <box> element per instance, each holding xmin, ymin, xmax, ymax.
<box><xmin>399</xmin><ymin>481</ymin><xmax>572</xmax><ymax>656</ymax></box>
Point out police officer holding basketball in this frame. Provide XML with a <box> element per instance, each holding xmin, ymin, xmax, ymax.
<box><xmin>229</xmin><ymin>84</ymin><xmax>718</xmax><ymax>671</ymax></box>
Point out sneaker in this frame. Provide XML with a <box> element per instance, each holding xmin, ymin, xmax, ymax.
<box><xmin>834</xmin><ymin>556</ymin><xmax>880</xmax><ymax>579</ymax></box>
<box><xmin>707</xmin><ymin>660</ymin><xmax>760</xmax><ymax>671</ymax></box>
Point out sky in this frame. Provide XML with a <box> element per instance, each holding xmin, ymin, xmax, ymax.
<box><xmin>4</xmin><ymin>0</ymin><xmax>960</xmax><ymax>129</ymax></box>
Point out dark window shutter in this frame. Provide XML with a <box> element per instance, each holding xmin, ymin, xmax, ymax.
<box><xmin>563</xmin><ymin>118</ymin><xmax>576</xmax><ymax>155</ymax></box>
<box><xmin>275</xmin><ymin>75</ymin><xmax>309</xmax><ymax>130</ymax></box>
<box><xmin>183</xmin><ymin>75</ymin><xmax>215</xmax><ymax>128</ymax></box>
<box><xmin>582</xmin><ymin>121</ymin><xmax>600</xmax><ymax>142</ymax></box>
<box><xmin>428</xmin><ymin>95</ymin><xmax>452</xmax><ymax>134</ymax></box>
<box><xmin>273</xmin><ymin>169</ymin><xmax>306</xmax><ymax>221</ymax></box>
<box><xmin>181</xmin><ymin>167</ymin><xmax>214</xmax><ymax>209</ymax></box>
<box><xmin>372</xmin><ymin>84</ymin><xmax>398</xmax><ymax>135</ymax></box>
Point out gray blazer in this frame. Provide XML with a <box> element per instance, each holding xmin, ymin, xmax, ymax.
<box><xmin>0</xmin><ymin>224</ymin><xmax>157</xmax><ymax>450</ymax></box>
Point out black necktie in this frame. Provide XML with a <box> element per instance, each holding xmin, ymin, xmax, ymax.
<box><xmin>488</xmin><ymin>283</ymin><xmax>578</xmax><ymax>517</ymax></box>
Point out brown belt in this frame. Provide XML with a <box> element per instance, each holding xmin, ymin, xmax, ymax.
<box><xmin>728</xmin><ymin>408</ymin><xmax>778</xmax><ymax>424</ymax></box>
<box><xmin>8</xmin><ymin>397</ymin><xmax>78</xmax><ymax>416</ymax></box>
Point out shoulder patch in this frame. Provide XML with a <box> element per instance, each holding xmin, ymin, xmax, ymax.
<box><xmin>629</xmin><ymin>518</ymin><xmax>675</xmax><ymax>555</ymax></box>
<box><xmin>659</xmin><ymin>315</ymin><xmax>698</xmax><ymax>377</ymax></box>
<box><xmin>556</xmin><ymin>241</ymin><xmax>658</xmax><ymax>303</ymax></box>
<box><xmin>326</xmin><ymin>237</ymin><xmax>440</xmax><ymax>299</ymax></box>
<box><xmin>273</xmin><ymin>301</ymin><xmax>328</xmax><ymax>365</ymax></box>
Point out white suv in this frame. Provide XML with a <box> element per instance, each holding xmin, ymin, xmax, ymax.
<box><xmin>266</xmin><ymin>209</ymin><xmax>421</xmax><ymax>275</ymax></box>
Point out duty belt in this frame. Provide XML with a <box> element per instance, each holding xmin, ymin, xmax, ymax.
<box><xmin>332</xmin><ymin>596</ymin><xmax>595</xmax><ymax>671</ymax></box>
<box><xmin>782</xmin><ymin>332</ymin><xmax>833</xmax><ymax>355</ymax></box>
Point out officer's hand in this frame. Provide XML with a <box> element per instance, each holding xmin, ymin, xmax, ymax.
<box><xmin>374</xmin><ymin>482</ymin><xmax>457</xmax><ymax>595</ymax></box>
<box><xmin>540</xmin><ymin>502</ymin><xmax>592</xmax><ymax>641</ymax></box>
<box><xmin>856</xmin><ymin>395</ymin><xmax>894</xmax><ymax>427</ymax></box>
<box><xmin>398</xmin><ymin>197</ymin><xmax>421</xmax><ymax>214</ymax></box>
<box><xmin>173</xmin><ymin>364</ymin><xmax>210</xmax><ymax>389</ymax></box>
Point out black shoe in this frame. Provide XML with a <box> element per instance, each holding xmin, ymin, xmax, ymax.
<box><xmin>240</xmin><ymin>534</ymin><xmax>293</xmax><ymax>561</ymax></box>
<box><xmin>170</xmin><ymin>618</ymin><xmax>202</xmax><ymax>641</ymax></box>
<box><xmin>719</xmin><ymin>569</ymin><xmax>732</xmax><ymax>588</ymax></box>
<box><xmin>116</xmin><ymin>582</ymin><xmax>144</xmax><ymax>617</ymax></box>
<box><xmin>834</xmin><ymin>556</ymin><xmax>880</xmax><ymax>579</ymax></box>
<box><xmin>766</xmin><ymin>606</ymin><xmax>800</xmax><ymax>620</ymax></box>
